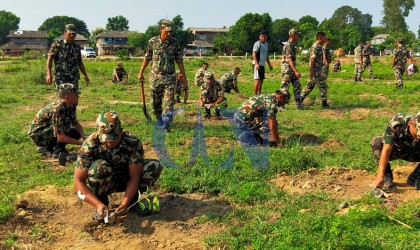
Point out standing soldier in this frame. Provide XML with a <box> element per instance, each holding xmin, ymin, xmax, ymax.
<box><xmin>199</xmin><ymin>71</ymin><xmax>228</xmax><ymax>119</ymax></box>
<box><xmin>194</xmin><ymin>62</ymin><xmax>208</xmax><ymax>87</ymax></box>
<box><xmin>392</xmin><ymin>38</ymin><xmax>412</xmax><ymax>90</ymax></box>
<box><xmin>220</xmin><ymin>67</ymin><xmax>241</xmax><ymax>93</ymax></box>
<box><xmin>175</xmin><ymin>71</ymin><xmax>188</xmax><ymax>104</ymax></box>
<box><xmin>280</xmin><ymin>28</ymin><xmax>303</xmax><ymax>109</ymax></box>
<box><xmin>137</xmin><ymin>20</ymin><xmax>187</xmax><ymax>131</ymax></box>
<box><xmin>301</xmin><ymin>31</ymin><xmax>330</xmax><ymax>108</ymax></box>
<box><xmin>46</xmin><ymin>24</ymin><xmax>90</xmax><ymax>91</ymax></box>
<box><xmin>353</xmin><ymin>41</ymin><xmax>363</xmax><ymax>82</ymax></box>
<box><xmin>362</xmin><ymin>41</ymin><xmax>375</xmax><ymax>79</ymax></box>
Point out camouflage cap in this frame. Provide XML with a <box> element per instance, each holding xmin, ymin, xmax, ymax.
<box><xmin>275</xmin><ymin>89</ymin><xmax>290</xmax><ymax>105</ymax></box>
<box><xmin>289</xmin><ymin>28</ymin><xmax>301</xmax><ymax>36</ymax></box>
<box><xmin>413</xmin><ymin>112</ymin><xmax>420</xmax><ymax>137</ymax></box>
<box><xmin>204</xmin><ymin>71</ymin><xmax>214</xmax><ymax>79</ymax></box>
<box><xmin>65</xmin><ymin>24</ymin><xmax>76</xmax><ymax>34</ymax></box>
<box><xmin>161</xmin><ymin>20</ymin><xmax>173</xmax><ymax>31</ymax></box>
<box><xmin>58</xmin><ymin>83</ymin><xmax>80</xmax><ymax>95</ymax></box>
<box><xmin>96</xmin><ymin>111</ymin><xmax>122</xmax><ymax>142</ymax></box>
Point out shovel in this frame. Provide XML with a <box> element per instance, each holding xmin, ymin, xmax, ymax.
<box><xmin>140</xmin><ymin>80</ymin><xmax>152</xmax><ymax>122</ymax></box>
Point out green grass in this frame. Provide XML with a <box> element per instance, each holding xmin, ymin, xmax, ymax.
<box><xmin>0</xmin><ymin>56</ymin><xmax>419</xmax><ymax>249</ymax></box>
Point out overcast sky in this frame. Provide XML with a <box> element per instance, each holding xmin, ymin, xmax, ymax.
<box><xmin>2</xmin><ymin>0</ymin><xmax>419</xmax><ymax>35</ymax></box>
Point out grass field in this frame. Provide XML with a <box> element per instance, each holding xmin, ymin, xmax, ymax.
<box><xmin>0</xmin><ymin>55</ymin><xmax>419</xmax><ymax>249</ymax></box>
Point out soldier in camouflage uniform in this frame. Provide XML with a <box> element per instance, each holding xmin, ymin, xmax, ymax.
<box><xmin>28</xmin><ymin>83</ymin><xmax>87</xmax><ymax>158</ymax></box>
<box><xmin>46</xmin><ymin>24</ymin><xmax>90</xmax><ymax>91</ymax></box>
<box><xmin>175</xmin><ymin>70</ymin><xmax>188</xmax><ymax>103</ymax></box>
<box><xmin>219</xmin><ymin>67</ymin><xmax>241</xmax><ymax>93</ymax></box>
<box><xmin>353</xmin><ymin>41</ymin><xmax>363</xmax><ymax>82</ymax></box>
<box><xmin>194</xmin><ymin>62</ymin><xmax>208</xmax><ymax>87</ymax></box>
<box><xmin>74</xmin><ymin>111</ymin><xmax>163</xmax><ymax>220</ymax></box>
<box><xmin>332</xmin><ymin>60</ymin><xmax>341</xmax><ymax>72</ymax></box>
<box><xmin>280</xmin><ymin>29</ymin><xmax>303</xmax><ymax>109</ymax></box>
<box><xmin>322</xmin><ymin>38</ymin><xmax>332</xmax><ymax>80</ymax></box>
<box><xmin>301</xmin><ymin>31</ymin><xmax>330</xmax><ymax>108</ymax></box>
<box><xmin>200</xmin><ymin>71</ymin><xmax>228</xmax><ymax>119</ymax></box>
<box><xmin>137</xmin><ymin>20</ymin><xmax>187</xmax><ymax>131</ymax></box>
<box><xmin>392</xmin><ymin>38</ymin><xmax>412</xmax><ymax>89</ymax></box>
<box><xmin>234</xmin><ymin>89</ymin><xmax>290</xmax><ymax>147</ymax></box>
<box><xmin>362</xmin><ymin>41</ymin><xmax>375</xmax><ymax>79</ymax></box>
<box><xmin>372</xmin><ymin>112</ymin><xmax>420</xmax><ymax>190</ymax></box>
<box><xmin>112</xmin><ymin>62</ymin><xmax>128</xmax><ymax>84</ymax></box>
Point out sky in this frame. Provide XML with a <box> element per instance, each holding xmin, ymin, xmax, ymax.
<box><xmin>2</xmin><ymin>0</ymin><xmax>419</xmax><ymax>35</ymax></box>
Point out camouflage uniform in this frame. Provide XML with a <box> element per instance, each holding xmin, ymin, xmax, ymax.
<box><xmin>234</xmin><ymin>94</ymin><xmax>279</xmax><ymax>144</ymax></box>
<box><xmin>76</xmin><ymin>131</ymin><xmax>162</xmax><ymax>196</ymax></box>
<box><xmin>280</xmin><ymin>40</ymin><xmax>301</xmax><ymax>104</ymax></box>
<box><xmin>175</xmin><ymin>71</ymin><xmax>188</xmax><ymax>102</ymax></box>
<box><xmin>301</xmin><ymin>42</ymin><xmax>327</xmax><ymax>101</ymax></box>
<box><xmin>219</xmin><ymin>71</ymin><xmax>238</xmax><ymax>93</ymax></box>
<box><xmin>144</xmin><ymin>35</ymin><xmax>183</xmax><ymax>117</ymax></box>
<box><xmin>371</xmin><ymin>113</ymin><xmax>420</xmax><ymax>184</ymax></box>
<box><xmin>322</xmin><ymin>43</ymin><xmax>332</xmax><ymax>80</ymax></box>
<box><xmin>362</xmin><ymin>45</ymin><xmax>373</xmax><ymax>78</ymax></box>
<box><xmin>200</xmin><ymin>75</ymin><xmax>228</xmax><ymax>117</ymax></box>
<box><xmin>28</xmin><ymin>99</ymin><xmax>81</xmax><ymax>155</ymax></box>
<box><xmin>393</xmin><ymin>45</ymin><xmax>411</xmax><ymax>88</ymax></box>
<box><xmin>48</xmin><ymin>39</ymin><xmax>82</xmax><ymax>90</ymax></box>
<box><xmin>112</xmin><ymin>66</ymin><xmax>127</xmax><ymax>83</ymax></box>
<box><xmin>332</xmin><ymin>61</ymin><xmax>341</xmax><ymax>72</ymax></box>
<box><xmin>194</xmin><ymin>67</ymin><xmax>207</xmax><ymax>87</ymax></box>
<box><xmin>353</xmin><ymin>44</ymin><xmax>363</xmax><ymax>81</ymax></box>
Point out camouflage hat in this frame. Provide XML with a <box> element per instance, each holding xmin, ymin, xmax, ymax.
<box><xmin>276</xmin><ymin>89</ymin><xmax>290</xmax><ymax>105</ymax></box>
<box><xmin>96</xmin><ymin>111</ymin><xmax>122</xmax><ymax>142</ymax></box>
<box><xmin>413</xmin><ymin>112</ymin><xmax>420</xmax><ymax>137</ymax></box>
<box><xmin>58</xmin><ymin>83</ymin><xmax>80</xmax><ymax>95</ymax></box>
<box><xmin>289</xmin><ymin>28</ymin><xmax>301</xmax><ymax>36</ymax></box>
<box><xmin>161</xmin><ymin>20</ymin><xmax>173</xmax><ymax>31</ymax></box>
<box><xmin>204</xmin><ymin>71</ymin><xmax>214</xmax><ymax>79</ymax></box>
<box><xmin>65</xmin><ymin>24</ymin><xmax>76</xmax><ymax>34</ymax></box>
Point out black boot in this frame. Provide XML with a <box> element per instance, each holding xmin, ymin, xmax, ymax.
<box><xmin>407</xmin><ymin>163</ymin><xmax>420</xmax><ymax>189</ymax></box>
<box><xmin>215</xmin><ymin>108</ymin><xmax>222</xmax><ymax>120</ymax></box>
<box><xmin>204</xmin><ymin>108</ymin><xmax>211</xmax><ymax>119</ymax></box>
<box><xmin>322</xmin><ymin>100</ymin><xmax>330</xmax><ymax>109</ymax></box>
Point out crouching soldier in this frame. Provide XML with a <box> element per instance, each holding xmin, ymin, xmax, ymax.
<box><xmin>220</xmin><ymin>67</ymin><xmax>241</xmax><ymax>93</ymax></box>
<box><xmin>74</xmin><ymin>111</ymin><xmax>163</xmax><ymax>221</ymax></box>
<box><xmin>234</xmin><ymin>89</ymin><xmax>290</xmax><ymax>147</ymax></box>
<box><xmin>200</xmin><ymin>71</ymin><xmax>228</xmax><ymax>119</ymax></box>
<box><xmin>372</xmin><ymin>112</ymin><xmax>420</xmax><ymax>190</ymax></box>
<box><xmin>28</xmin><ymin>83</ymin><xmax>87</xmax><ymax>159</ymax></box>
<box><xmin>112</xmin><ymin>62</ymin><xmax>128</xmax><ymax>84</ymax></box>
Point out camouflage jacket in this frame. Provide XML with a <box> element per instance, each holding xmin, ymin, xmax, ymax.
<box><xmin>362</xmin><ymin>46</ymin><xmax>371</xmax><ymax>62</ymax></box>
<box><xmin>145</xmin><ymin>36</ymin><xmax>183</xmax><ymax>80</ymax></box>
<box><xmin>238</xmin><ymin>94</ymin><xmax>279</xmax><ymax>122</ymax></box>
<box><xmin>323</xmin><ymin>44</ymin><xmax>332</xmax><ymax>64</ymax></box>
<box><xmin>113</xmin><ymin>67</ymin><xmax>127</xmax><ymax>77</ymax></box>
<box><xmin>393</xmin><ymin>45</ymin><xmax>411</xmax><ymax>69</ymax></box>
<box><xmin>354</xmin><ymin>45</ymin><xmax>363</xmax><ymax>64</ymax></box>
<box><xmin>200</xmin><ymin>80</ymin><xmax>224</xmax><ymax>103</ymax></box>
<box><xmin>219</xmin><ymin>71</ymin><xmax>237</xmax><ymax>88</ymax></box>
<box><xmin>28</xmin><ymin>99</ymin><xmax>76</xmax><ymax>136</ymax></box>
<box><xmin>382</xmin><ymin>114</ymin><xmax>419</xmax><ymax>151</ymax></box>
<box><xmin>48</xmin><ymin>40</ymin><xmax>82</xmax><ymax>83</ymax></box>
<box><xmin>194</xmin><ymin>68</ymin><xmax>206</xmax><ymax>87</ymax></box>
<box><xmin>310</xmin><ymin>42</ymin><xmax>324</xmax><ymax>71</ymax></box>
<box><xmin>75</xmin><ymin>131</ymin><xmax>144</xmax><ymax>171</ymax></box>
<box><xmin>281</xmin><ymin>41</ymin><xmax>298</xmax><ymax>75</ymax></box>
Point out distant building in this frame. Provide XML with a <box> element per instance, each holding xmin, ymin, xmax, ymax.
<box><xmin>187</xmin><ymin>27</ymin><xmax>229</xmax><ymax>48</ymax></box>
<box><xmin>370</xmin><ymin>34</ymin><xmax>390</xmax><ymax>45</ymax></box>
<box><xmin>54</xmin><ymin>34</ymin><xmax>89</xmax><ymax>48</ymax></box>
<box><xmin>95</xmin><ymin>31</ymin><xmax>134</xmax><ymax>56</ymax></box>
<box><xmin>1</xmin><ymin>30</ymin><xmax>49</xmax><ymax>56</ymax></box>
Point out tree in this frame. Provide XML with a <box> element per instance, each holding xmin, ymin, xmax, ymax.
<box><xmin>106</xmin><ymin>15</ymin><xmax>129</xmax><ymax>31</ymax></box>
<box><xmin>0</xmin><ymin>10</ymin><xmax>20</xmax><ymax>45</ymax></box>
<box><xmin>329</xmin><ymin>6</ymin><xmax>372</xmax><ymax>42</ymax></box>
<box><xmin>39</xmin><ymin>16</ymin><xmax>89</xmax><ymax>40</ymax></box>
<box><xmin>381</xmin><ymin>0</ymin><xmax>415</xmax><ymax>34</ymax></box>
<box><xmin>298</xmin><ymin>15</ymin><xmax>319</xmax><ymax>27</ymax></box>
<box><xmin>339</xmin><ymin>24</ymin><xmax>363</xmax><ymax>52</ymax></box>
<box><xmin>89</xmin><ymin>27</ymin><xmax>107</xmax><ymax>47</ymax></box>
<box><xmin>127</xmin><ymin>31</ymin><xmax>147</xmax><ymax>49</ymax></box>
<box><xmin>271</xmin><ymin>18</ymin><xmax>298</xmax><ymax>52</ymax></box>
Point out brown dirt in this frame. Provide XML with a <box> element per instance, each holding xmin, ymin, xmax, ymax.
<box><xmin>2</xmin><ymin>164</ymin><xmax>419</xmax><ymax>249</ymax></box>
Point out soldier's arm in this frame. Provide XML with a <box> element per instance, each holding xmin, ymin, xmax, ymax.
<box><xmin>176</xmin><ymin>61</ymin><xmax>187</xmax><ymax>84</ymax></box>
<box><xmin>46</xmin><ymin>55</ymin><xmax>54</xmax><ymax>85</ymax></box>
<box><xmin>78</xmin><ymin>60</ymin><xmax>90</xmax><ymax>84</ymax></box>
<box><xmin>73</xmin><ymin>120</ymin><xmax>88</xmax><ymax>139</ymax></box>
<box><xmin>373</xmin><ymin>143</ymin><xmax>393</xmax><ymax>188</ymax></box>
<box><xmin>268</xmin><ymin>117</ymin><xmax>280</xmax><ymax>146</ymax></box>
<box><xmin>287</xmin><ymin>57</ymin><xmax>300</xmax><ymax>77</ymax></box>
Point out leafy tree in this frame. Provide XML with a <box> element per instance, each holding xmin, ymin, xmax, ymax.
<box><xmin>339</xmin><ymin>24</ymin><xmax>362</xmax><ymax>52</ymax></box>
<box><xmin>298</xmin><ymin>22</ymin><xmax>318</xmax><ymax>50</ymax></box>
<box><xmin>88</xmin><ymin>27</ymin><xmax>106</xmax><ymax>47</ymax></box>
<box><xmin>329</xmin><ymin>6</ymin><xmax>372</xmax><ymax>43</ymax></box>
<box><xmin>39</xmin><ymin>16</ymin><xmax>89</xmax><ymax>40</ymax></box>
<box><xmin>271</xmin><ymin>18</ymin><xmax>298</xmax><ymax>52</ymax></box>
<box><xmin>371</xmin><ymin>26</ymin><xmax>388</xmax><ymax>36</ymax></box>
<box><xmin>298</xmin><ymin>15</ymin><xmax>319</xmax><ymax>27</ymax></box>
<box><xmin>106</xmin><ymin>15</ymin><xmax>129</xmax><ymax>31</ymax></box>
<box><xmin>381</xmin><ymin>0</ymin><xmax>415</xmax><ymax>33</ymax></box>
<box><xmin>318</xmin><ymin>18</ymin><xmax>340</xmax><ymax>49</ymax></box>
<box><xmin>0</xmin><ymin>10</ymin><xmax>20</xmax><ymax>45</ymax></box>
<box><xmin>127</xmin><ymin>31</ymin><xmax>147</xmax><ymax>49</ymax></box>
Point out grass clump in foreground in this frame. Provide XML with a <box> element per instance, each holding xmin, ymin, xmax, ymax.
<box><xmin>0</xmin><ymin>56</ymin><xmax>419</xmax><ymax>248</ymax></box>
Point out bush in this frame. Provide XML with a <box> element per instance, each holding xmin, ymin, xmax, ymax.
<box><xmin>23</xmin><ymin>50</ymin><xmax>44</xmax><ymax>60</ymax></box>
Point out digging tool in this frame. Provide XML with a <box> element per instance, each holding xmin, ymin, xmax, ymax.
<box><xmin>140</xmin><ymin>80</ymin><xmax>152</xmax><ymax>122</ymax></box>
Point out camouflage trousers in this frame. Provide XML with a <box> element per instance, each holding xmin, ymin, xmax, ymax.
<box><xmin>233</xmin><ymin>112</ymin><xmax>269</xmax><ymax>146</ymax></box>
<box><xmin>112</xmin><ymin>73</ymin><xmax>126</xmax><ymax>83</ymax></box>
<box><xmin>353</xmin><ymin>63</ymin><xmax>363</xmax><ymax>80</ymax></box>
<box><xmin>280</xmin><ymin>73</ymin><xmax>302</xmax><ymax>104</ymax></box>
<box><xmin>301</xmin><ymin>72</ymin><xmax>328</xmax><ymax>101</ymax></box>
<box><xmin>371</xmin><ymin>136</ymin><xmax>420</xmax><ymax>178</ymax></box>
<box><xmin>29</xmin><ymin>127</ymin><xmax>80</xmax><ymax>155</ymax></box>
<box><xmin>362</xmin><ymin>61</ymin><xmax>373</xmax><ymax>76</ymax></box>
<box><xmin>151</xmin><ymin>83</ymin><xmax>175</xmax><ymax>117</ymax></box>
<box><xmin>393</xmin><ymin>66</ymin><xmax>406</xmax><ymax>87</ymax></box>
<box><xmin>87</xmin><ymin>158</ymin><xmax>163</xmax><ymax>197</ymax></box>
<box><xmin>322</xmin><ymin>65</ymin><xmax>329</xmax><ymax>80</ymax></box>
<box><xmin>223</xmin><ymin>82</ymin><xmax>235</xmax><ymax>93</ymax></box>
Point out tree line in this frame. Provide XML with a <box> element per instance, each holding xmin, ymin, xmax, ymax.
<box><xmin>1</xmin><ymin>0</ymin><xmax>418</xmax><ymax>54</ymax></box>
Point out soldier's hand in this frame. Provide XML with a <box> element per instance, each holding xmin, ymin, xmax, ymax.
<box><xmin>295</xmin><ymin>72</ymin><xmax>301</xmax><ymax>78</ymax></box>
<box><xmin>84</xmin><ymin>75</ymin><xmax>90</xmax><ymax>85</ymax></box>
<box><xmin>372</xmin><ymin>176</ymin><xmax>384</xmax><ymax>189</ymax></box>
<box><xmin>96</xmin><ymin>203</ymin><xmax>108</xmax><ymax>219</ymax></box>
<box><xmin>46</xmin><ymin>75</ymin><xmax>52</xmax><ymax>85</ymax></box>
<box><xmin>138</xmin><ymin>73</ymin><xmax>144</xmax><ymax>82</ymax></box>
